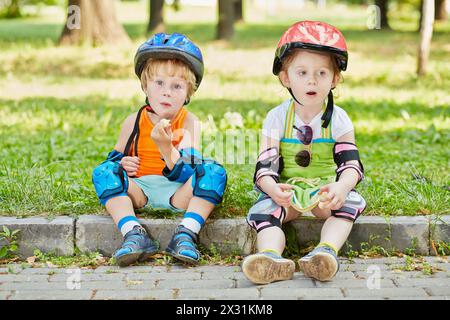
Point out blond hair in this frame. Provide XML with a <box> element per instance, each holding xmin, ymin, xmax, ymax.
<box><xmin>279</xmin><ymin>49</ymin><xmax>342</xmax><ymax>86</ymax></box>
<box><xmin>140</xmin><ymin>59</ymin><xmax>197</xmax><ymax>99</ymax></box>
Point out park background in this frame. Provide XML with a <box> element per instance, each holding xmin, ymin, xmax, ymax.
<box><xmin>0</xmin><ymin>0</ymin><xmax>448</xmax><ymax>223</ymax></box>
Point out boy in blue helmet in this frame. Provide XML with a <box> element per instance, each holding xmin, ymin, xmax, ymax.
<box><xmin>92</xmin><ymin>33</ymin><xmax>227</xmax><ymax>267</ymax></box>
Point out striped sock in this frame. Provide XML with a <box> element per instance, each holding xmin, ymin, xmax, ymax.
<box><xmin>180</xmin><ymin>212</ymin><xmax>205</xmax><ymax>235</ymax></box>
<box><xmin>117</xmin><ymin>216</ymin><xmax>141</xmax><ymax>237</ymax></box>
<box><xmin>317</xmin><ymin>242</ymin><xmax>339</xmax><ymax>255</ymax></box>
<box><xmin>261</xmin><ymin>249</ymin><xmax>281</xmax><ymax>257</ymax></box>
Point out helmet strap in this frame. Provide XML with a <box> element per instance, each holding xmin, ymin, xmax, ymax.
<box><xmin>287</xmin><ymin>88</ymin><xmax>333</xmax><ymax>128</ymax></box>
<box><xmin>321</xmin><ymin>90</ymin><xmax>333</xmax><ymax>128</ymax></box>
<box><xmin>145</xmin><ymin>97</ymin><xmax>157</xmax><ymax>114</ymax></box>
<box><xmin>287</xmin><ymin>87</ymin><xmax>303</xmax><ymax>106</ymax></box>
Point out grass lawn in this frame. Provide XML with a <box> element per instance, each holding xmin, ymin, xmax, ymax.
<box><xmin>0</xmin><ymin>2</ymin><xmax>448</xmax><ymax>219</ymax></box>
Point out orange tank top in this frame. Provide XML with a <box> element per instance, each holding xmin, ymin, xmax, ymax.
<box><xmin>128</xmin><ymin>107</ymin><xmax>187</xmax><ymax>177</ymax></box>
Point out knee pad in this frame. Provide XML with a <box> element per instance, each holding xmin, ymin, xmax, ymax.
<box><xmin>191</xmin><ymin>160</ymin><xmax>227</xmax><ymax>205</ymax></box>
<box><xmin>331</xmin><ymin>190</ymin><xmax>366</xmax><ymax>222</ymax></box>
<box><xmin>92</xmin><ymin>161</ymin><xmax>129</xmax><ymax>205</ymax></box>
<box><xmin>247</xmin><ymin>195</ymin><xmax>286</xmax><ymax>233</ymax></box>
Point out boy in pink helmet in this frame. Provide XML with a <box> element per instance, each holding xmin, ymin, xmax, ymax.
<box><xmin>243</xmin><ymin>21</ymin><xmax>366</xmax><ymax>284</ymax></box>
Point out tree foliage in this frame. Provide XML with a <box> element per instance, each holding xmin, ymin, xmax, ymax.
<box><xmin>0</xmin><ymin>0</ymin><xmax>64</xmax><ymax>18</ymax></box>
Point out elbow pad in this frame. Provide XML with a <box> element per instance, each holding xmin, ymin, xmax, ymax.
<box><xmin>333</xmin><ymin>142</ymin><xmax>364</xmax><ymax>184</ymax></box>
<box><xmin>253</xmin><ymin>147</ymin><xmax>283</xmax><ymax>191</ymax></box>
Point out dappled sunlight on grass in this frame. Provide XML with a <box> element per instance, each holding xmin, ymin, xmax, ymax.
<box><xmin>0</xmin><ymin>43</ymin><xmax>136</xmax><ymax>79</ymax></box>
<box><xmin>340</xmin><ymin>84</ymin><xmax>449</xmax><ymax>104</ymax></box>
<box><xmin>0</xmin><ymin>78</ymin><xmax>142</xmax><ymax>100</ymax></box>
<box><xmin>355</xmin><ymin>117</ymin><xmax>449</xmax><ymax>134</ymax></box>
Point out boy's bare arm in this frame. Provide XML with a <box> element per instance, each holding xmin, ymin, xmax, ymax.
<box><xmin>113</xmin><ymin>113</ymin><xmax>138</xmax><ymax>154</ymax></box>
<box><xmin>159</xmin><ymin>112</ymin><xmax>200</xmax><ymax>170</ymax></box>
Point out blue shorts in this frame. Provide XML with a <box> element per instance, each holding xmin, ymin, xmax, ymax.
<box><xmin>131</xmin><ymin>175</ymin><xmax>185</xmax><ymax>213</ymax></box>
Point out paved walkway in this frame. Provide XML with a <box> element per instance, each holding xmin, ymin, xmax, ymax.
<box><xmin>1</xmin><ymin>257</ymin><xmax>449</xmax><ymax>300</ymax></box>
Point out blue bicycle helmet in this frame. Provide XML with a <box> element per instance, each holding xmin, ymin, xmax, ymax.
<box><xmin>134</xmin><ymin>33</ymin><xmax>204</xmax><ymax>89</ymax></box>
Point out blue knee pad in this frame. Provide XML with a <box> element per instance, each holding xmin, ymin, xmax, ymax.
<box><xmin>92</xmin><ymin>161</ymin><xmax>129</xmax><ymax>205</ymax></box>
<box><xmin>191</xmin><ymin>160</ymin><xmax>227</xmax><ymax>205</ymax></box>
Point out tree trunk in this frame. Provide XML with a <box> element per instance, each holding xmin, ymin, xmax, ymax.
<box><xmin>59</xmin><ymin>0</ymin><xmax>130</xmax><ymax>46</ymax></box>
<box><xmin>419</xmin><ymin>0</ymin><xmax>424</xmax><ymax>31</ymax></box>
<box><xmin>217</xmin><ymin>0</ymin><xmax>235</xmax><ymax>40</ymax></box>
<box><xmin>5</xmin><ymin>0</ymin><xmax>21</xmax><ymax>18</ymax></box>
<box><xmin>435</xmin><ymin>0</ymin><xmax>448</xmax><ymax>20</ymax></box>
<box><xmin>317</xmin><ymin>0</ymin><xmax>327</xmax><ymax>9</ymax></box>
<box><xmin>375</xmin><ymin>0</ymin><xmax>390</xmax><ymax>29</ymax></box>
<box><xmin>147</xmin><ymin>0</ymin><xmax>165</xmax><ymax>34</ymax></box>
<box><xmin>234</xmin><ymin>0</ymin><xmax>243</xmax><ymax>23</ymax></box>
<box><xmin>417</xmin><ymin>0</ymin><xmax>435</xmax><ymax>76</ymax></box>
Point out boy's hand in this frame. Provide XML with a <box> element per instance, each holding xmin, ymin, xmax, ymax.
<box><xmin>151</xmin><ymin>118</ymin><xmax>172</xmax><ymax>150</ymax></box>
<box><xmin>267</xmin><ymin>183</ymin><xmax>294</xmax><ymax>208</ymax></box>
<box><xmin>120</xmin><ymin>156</ymin><xmax>140</xmax><ymax>177</ymax></box>
<box><xmin>318</xmin><ymin>182</ymin><xmax>349</xmax><ymax>210</ymax></box>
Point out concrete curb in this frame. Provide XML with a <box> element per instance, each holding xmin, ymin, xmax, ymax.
<box><xmin>75</xmin><ymin>216</ymin><xmax>255</xmax><ymax>257</ymax></box>
<box><xmin>0</xmin><ymin>215</ymin><xmax>448</xmax><ymax>258</ymax></box>
<box><xmin>429</xmin><ymin>215</ymin><xmax>450</xmax><ymax>255</ymax></box>
<box><xmin>290</xmin><ymin>216</ymin><xmax>430</xmax><ymax>255</ymax></box>
<box><xmin>0</xmin><ymin>216</ymin><xmax>74</xmax><ymax>257</ymax></box>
